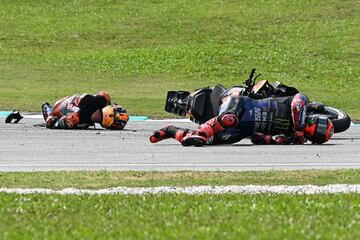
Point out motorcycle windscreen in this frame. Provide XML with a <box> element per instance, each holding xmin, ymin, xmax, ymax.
<box><xmin>164</xmin><ymin>91</ymin><xmax>190</xmax><ymax>116</ymax></box>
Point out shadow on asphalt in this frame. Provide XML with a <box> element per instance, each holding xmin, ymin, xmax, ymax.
<box><xmin>32</xmin><ymin>124</ymin><xmax>137</xmax><ymax>132</ymax></box>
<box><xmin>331</xmin><ymin>137</ymin><xmax>359</xmax><ymax>140</ymax></box>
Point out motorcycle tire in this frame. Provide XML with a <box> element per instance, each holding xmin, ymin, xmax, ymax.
<box><xmin>319</xmin><ymin>107</ymin><xmax>351</xmax><ymax>133</ymax></box>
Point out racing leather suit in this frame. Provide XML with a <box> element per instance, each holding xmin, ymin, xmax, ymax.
<box><xmin>151</xmin><ymin>93</ymin><xmax>309</xmax><ymax>146</ymax></box>
<box><xmin>186</xmin><ymin>92</ymin><xmax>308</xmax><ymax>145</ymax></box>
<box><xmin>44</xmin><ymin>94</ymin><xmax>109</xmax><ymax>129</ymax></box>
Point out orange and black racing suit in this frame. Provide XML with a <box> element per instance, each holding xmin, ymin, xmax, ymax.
<box><xmin>44</xmin><ymin>94</ymin><xmax>108</xmax><ymax>129</ymax></box>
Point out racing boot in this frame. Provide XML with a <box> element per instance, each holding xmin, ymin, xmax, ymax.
<box><xmin>150</xmin><ymin>126</ymin><xmax>187</xmax><ymax>143</ymax></box>
<box><xmin>42</xmin><ymin>102</ymin><xmax>53</xmax><ymax>121</ymax></box>
<box><xmin>180</xmin><ymin>123</ymin><xmax>214</xmax><ymax>147</ymax></box>
<box><xmin>181</xmin><ymin>131</ymin><xmax>208</xmax><ymax>146</ymax></box>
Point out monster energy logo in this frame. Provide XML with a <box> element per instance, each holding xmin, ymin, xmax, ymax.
<box><xmin>272</xmin><ymin>118</ymin><xmax>291</xmax><ymax>131</ymax></box>
<box><xmin>254</xmin><ymin>107</ymin><xmax>261</xmax><ymax>130</ymax></box>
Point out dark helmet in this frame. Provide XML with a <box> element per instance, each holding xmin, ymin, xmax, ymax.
<box><xmin>101</xmin><ymin>105</ymin><xmax>129</xmax><ymax>130</ymax></box>
<box><xmin>304</xmin><ymin>115</ymin><xmax>334</xmax><ymax>144</ymax></box>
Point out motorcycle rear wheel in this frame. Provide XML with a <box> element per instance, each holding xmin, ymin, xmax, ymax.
<box><xmin>318</xmin><ymin>107</ymin><xmax>351</xmax><ymax>133</ymax></box>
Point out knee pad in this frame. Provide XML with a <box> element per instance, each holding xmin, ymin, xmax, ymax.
<box><xmin>291</xmin><ymin>93</ymin><xmax>309</xmax><ymax>130</ymax></box>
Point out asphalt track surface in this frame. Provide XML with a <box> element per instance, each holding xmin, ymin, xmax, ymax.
<box><xmin>0</xmin><ymin>117</ymin><xmax>359</xmax><ymax>172</ymax></box>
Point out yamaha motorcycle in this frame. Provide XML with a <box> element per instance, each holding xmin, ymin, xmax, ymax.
<box><xmin>164</xmin><ymin>69</ymin><xmax>351</xmax><ymax>133</ymax></box>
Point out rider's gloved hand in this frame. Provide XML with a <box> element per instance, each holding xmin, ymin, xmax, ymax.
<box><xmin>292</xmin><ymin>131</ymin><xmax>307</xmax><ymax>144</ymax></box>
<box><xmin>250</xmin><ymin>132</ymin><xmax>272</xmax><ymax>144</ymax></box>
<box><xmin>251</xmin><ymin>133</ymin><xmax>292</xmax><ymax>145</ymax></box>
<box><xmin>272</xmin><ymin>134</ymin><xmax>293</xmax><ymax>145</ymax></box>
<box><xmin>307</xmin><ymin>102</ymin><xmax>325</xmax><ymax>112</ymax></box>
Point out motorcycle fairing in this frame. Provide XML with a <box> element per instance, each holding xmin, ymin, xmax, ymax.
<box><xmin>189</xmin><ymin>84</ymin><xmax>226</xmax><ymax>124</ymax></box>
<box><xmin>164</xmin><ymin>85</ymin><xmax>226</xmax><ymax>124</ymax></box>
<box><xmin>272</xmin><ymin>81</ymin><xmax>299</xmax><ymax>97</ymax></box>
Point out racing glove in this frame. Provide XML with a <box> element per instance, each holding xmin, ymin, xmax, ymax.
<box><xmin>292</xmin><ymin>131</ymin><xmax>307</xmax><ymax>144</ymax></box>
<box><xmin>250</xmin><ymin>132</ymin><xmax>293</xmax><ymax>145</ymax></box>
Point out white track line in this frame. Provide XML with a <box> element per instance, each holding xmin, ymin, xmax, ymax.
<box><xmin>1</xmin><ymin>184</ymin><xmax>360</xmax><ymax>195</ymax></box>
<box><xmin>21</xmin><ymin>115</ymin><xmax>193</xmax><ymax>122</ymax></box>
<box><xmin>1</xmin><ymin>163</ymin><xmax>360</xmax><ymax>167</ymax></box>
<box><xmin>2</xmin><ymin>113</ymin><xmax>359</xmax><ymax>125</ymax></box>
<box><xmin>19</xmin><ymin>115</ymin><xmax>360</xmax><ymax>125</ymax></box>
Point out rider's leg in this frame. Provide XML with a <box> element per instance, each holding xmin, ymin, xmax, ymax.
<box><xmin>212</xmin><ymin>129</ymin><xmax>243</xmax><ymax>145</ymax></box>
<box><xmin>290</xmin><ymin>93</ymin><xmax>309</xmax><ymax>144</ymax></box>
<box><xmin>181</xmin><ymin>113</ymin><xmax>239</xmax><ymax>146</ymax></box>
<box><xmin>46</xmin><ymin>112</ymin><xmax>80</xmax><ymax>129</ymax></box>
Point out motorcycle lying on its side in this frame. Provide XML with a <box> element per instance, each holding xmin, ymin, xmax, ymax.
<box><xmin>164</xmin><ymin>69</ymin><xmax>351</xmax><ymax>133</ymax></box>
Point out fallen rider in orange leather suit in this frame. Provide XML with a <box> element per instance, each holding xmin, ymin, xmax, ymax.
<box><xmin>42</xmin><ymin>91</ymin><xmax>129</xmax><ymax>130</ymax></box>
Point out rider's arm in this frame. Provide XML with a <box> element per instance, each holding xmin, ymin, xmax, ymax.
<box><xmin>195</xmin><ymin>113</ymin><xmax>239</xmax><ymax>141</ymax></box>
<box><xmin>250</xmin><ymin>132</ymin><xmax>306</xmax><ymax>145</ymax></box>
<box><xmin>250</xmin><ymin>132</ymin><xmax>293</xmax><ymax>145</ymax></box>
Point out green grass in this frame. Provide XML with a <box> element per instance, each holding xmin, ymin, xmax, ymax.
<box><xmin>1</xmin><ymin>169</ymin><xmax>360</xmax><ymax>189</ymax></box>
<box><xmin>0</xmin><ymin>0</ymin><xmax>359</xmax><ymax>118</ymax></box>
<box><xmin>2</xmin><ymin>170</ymin><xmax>360</xmax><ymax>239</ymax></box>
<box><xmin>1</xmin><ymin>193</ymin><xmax>360</xmax><ymax>239</ymax></box>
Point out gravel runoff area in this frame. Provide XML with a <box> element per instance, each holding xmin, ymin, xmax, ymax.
<box><xmin>2</xmin><ymin>184</ymin><xmax>360</xmax><ymax>195</ymax></box>
<box><xmin>0</xmin><ymin>116</ymin><xmax>359</xmax><ymax>171</ymax></box>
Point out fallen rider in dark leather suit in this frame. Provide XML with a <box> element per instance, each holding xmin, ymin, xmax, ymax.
<box><xmin>150</xmin><ymin>93</ymin><xmax>334</xmax><ymax>146</ymax></box>
<box><xmin>42</xmin><ymin>91</ymin><xmax>129</xmax><ymax>130</ymax></box>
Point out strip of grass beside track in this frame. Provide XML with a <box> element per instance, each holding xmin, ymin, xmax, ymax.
<box><xmin>2</xmin><ymin>170</ymin><xmax>360</xmax><ymax>239</ymax></box>
<box><xmin>1</xmin><ymin>169</ymin><xmax>360</xmax><ymax>189</ymax></box>
<box><xmin>1</xmin><ymin>193</ymin><xmax>360</xmax><ymax>239</ymax></box>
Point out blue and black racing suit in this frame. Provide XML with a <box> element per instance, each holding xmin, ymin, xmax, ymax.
<box><xmin>176</xmin><ymin>92</ymin><xmax>309</xmax><ymax>145</ymax></box>
<box><xmin>149</xmin><ymin>93</ymin><xmax>309</xmax><ymax>145</ymax></box>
